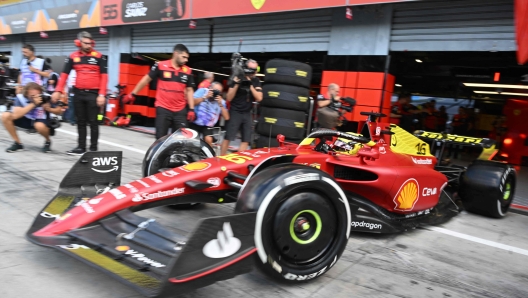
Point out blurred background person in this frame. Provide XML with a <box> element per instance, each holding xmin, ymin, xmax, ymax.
<box><xmin>18</xmin><ymin>44</ymin><xmax>50</xmax><ymax>91</ymax></box>
<box><xmin>436</xmin><ymin>105</ymin><xmax>448</xmax><ymax>132</ymax></box>
<box><xmin>63</xmin><ymin>69</ymin><xmax>77</xmax><ymax>125</ymax></box>
<box><xmin>198</xmin><ymin>71</ymin><xmax>214</xmax><ymax>89</ymax></box>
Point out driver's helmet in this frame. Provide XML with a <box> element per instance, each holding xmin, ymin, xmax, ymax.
<box><xmin>333</xmin><ymin>138</ymin><xmax>362</xmax><ymax>155</ymax></box>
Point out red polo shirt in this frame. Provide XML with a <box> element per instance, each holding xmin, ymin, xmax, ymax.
<box><xmin>148</xmin><ymin>60</ymin><xmax>195</xmax><ymax>112</ymax></box>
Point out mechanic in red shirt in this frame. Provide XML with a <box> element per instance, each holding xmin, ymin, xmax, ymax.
<box><xmin>126</xmin><ymin>44</ymin><xmax>195</xmax><ymax>140</ymax></box>
<box><xmin>52</xmin><ymin>31</ymin><xmax>107</xmax><ymax>155</ymax></box>
<box><xmin>390</xmin><ymin>92</ymin><xmax>418</xmax><ymax>132</ymax></box>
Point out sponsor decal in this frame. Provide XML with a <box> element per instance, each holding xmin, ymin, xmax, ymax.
<box><xmin>404</xmin><ymin>208</ymin><xmax>432</xmax><ymax>219</ymax></box>
<box><xmin>40</xmin><ymin>211</ymin><xmax>60</xmax><ymax>219</ymax></box>
<box><xmin>110</xmin><ymin>188</ymin><xmax>126</xmax><ymax>200</ymax></box>
<box><xmin>379</xmin><ymin>147</ymin><xmax>386</xmax><ymax>154</ymax></box>
<box><xmin>147</xmin><ymin>175</ymin><xmax>162</xmax><ymax>184</ymax></box>
<box><xmin>218</xmin><ymin>153</ymin><xmax>253</xmax><ymax>164</ymax></box>
<box><xmin>136</xmin><ymin>180</ymin><xmax>150</xmax><ymax>188</ymax></box>
<box><xmin>180</xmin><ymin>162</ymin><xmax>211</xmax><ymax>172</ymax></box>
<box><xmin>57</xmin><ymin>244</ymin><xmax>89</xmax><ymax>250</ymax></box>
<box><xmin>161</xmin><ymin>170</ymin><xmax>179</xmax><ymax>177</ymax></box>
<box><xmin>115</xmin><ymin>246</ymin><xmax>130</xmax><ymax>252</ymax></box>
<box><xmin>207</xmin><ymin>177</ymin><xmax>221</xmax><ymax>188</ymax></box>
<box><xmin>239</xmin><ymin>150</ymin><xmax>268</xmax><ymax>158</ymax></box>
<box><xmin>58</xmin><ymin>13</ymin><xmax>77</xmax><ymax>20</ymax></box>
<box><xmin>375</xmin><ymin>127</ymin><xmax>381</xmax><ymax>136</ymax></box>
<box><xmin>394</xmin><ymin>178</ymin><xmax>420</xmax><ymax>211</ymax></box>
<box><xmin>422</xmin><ymin>187</ymin><xmax>437</xmax><ymax>197</ymax></box>
<box><xmin>124</xmin><ymin>2</ymin><xmax>148</xmax><ymax>18</ymax></box>
<box><xmin>124</xmin><ymin>183</ymin><xmax>138</xmax><ymax>193</ymax></box>
<box><xmin>203</xmin><ymin>222</ymin><xmax>241</xmax><ymax>258</ymax></box>
<box><xmin>163</xmin><ymin>71</ymin><xmax>171</xmax><ymax>78</ymax></box>
<box><xmin>132</xmin><ymin>187</ymin><xmax>185</xmax><ymax>202</ymax></box>
<box><xmin>91</xmin><ymin>52</ymin><xmax>98</xmax><ymax>57</ymax></box>
<box><xmin>251</xmin><ymin>0</ymin><xmax>266</xmax><ymax>10</ymax></box>
<box><xmin>181</xmin><ymin>74</ymin><xmax>188</xmax><ymax>82</ymax></box>
<box><xmin>351</xmin><ymin>221</ymin><xmax>383</xmax><ymax>230</ymax></box>
<box><xmin>283</xmin><ymin>256</ymin><xmax>337</xmax><ymax>281</ymax></box>
<box><xmin>123</xmin><ymin>249</ymin><xmax>165</xmax><ymax>268</ymax></box>
<box><xmin>91</xmin><ymin>156</ymin><xmax>119</xmax><ymax>173</ymax></box>
<box><xmin>180</xmin><ymin>128</ymin><xmax>198</xmax><ymax>139</ymax></box>
<box><xmin>411</xmin><ymin>156</ymin><xmax>433</xmax><ymax>165</ymax></box>
<box><xmin>500</xmin><ymin>167</ymin><xmax>513</xmax><ymax>192</ymax></box>
<box><xmin>182</xmin><ymin>66</ymin><xmax>189</xmax><ymax>73</ymax></box>
<box><xmin>80</xmin><ymin>202</ymin><xmax>95</xmax><ymax>214</ymax></box>
<box><xmin>87</xmin><ymin>57</ymin><xmax>97</xmax><ymax>65</ymax></box>
<box><xmin>284</xmin><ymin>173</ymin><xmax>319</xmax><ymax>186</ymax></box>
<box><xmin>74</xmin><ymin>57</ymin><xmax>81</xmax><ymax>62</ymax></box>
<box><xmin>88</xmin><ymin>198</ymin><xmax>103</xmax><ymax>205</ymax></box>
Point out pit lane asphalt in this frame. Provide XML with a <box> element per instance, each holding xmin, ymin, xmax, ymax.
<box><xmin>1</xmin><ymin>125</ymin><xmax>528</xmax><ymax>298</ymax></box>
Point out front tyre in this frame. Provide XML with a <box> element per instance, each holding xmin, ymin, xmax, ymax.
<box><xmin>237</xmin><ymin>165</ymin><xmax>350</xmax><ymax>282</ymax></box>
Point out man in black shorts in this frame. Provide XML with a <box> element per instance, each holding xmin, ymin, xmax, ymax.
<box><xmin>220</xmin><ymin>59</ymin><xmax>262</xmax><ymax>155</ymax></box>
<box><xmin>1</xmin><ymin>82</ymin><xmax>62</xmax><ymax>153</ymax></box>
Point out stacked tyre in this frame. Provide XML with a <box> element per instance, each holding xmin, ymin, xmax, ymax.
<box><xmin>255</xmin><ymin>59</ymin><xmax>313</xmax><ymax>148</ymax></box>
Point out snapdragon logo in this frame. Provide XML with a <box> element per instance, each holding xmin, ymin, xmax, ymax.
<box><xmin>351</xmin><ymin>221</ymin><xmax>383</xmax><ymax>230</ymax></box>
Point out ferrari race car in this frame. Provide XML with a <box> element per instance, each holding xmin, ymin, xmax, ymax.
<box><xmin>26</xmin><ymin>112</ymin><xmax>517</xmax><ymax>297</ymax></box>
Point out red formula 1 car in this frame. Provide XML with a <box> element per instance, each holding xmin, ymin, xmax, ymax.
<box><xmin>26</xmin><ymin>112</ymin><xmax>516</xmax><ymax>297</ymax></box>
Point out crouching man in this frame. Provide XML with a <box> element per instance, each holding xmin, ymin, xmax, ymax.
<box><xmin>1</xmin><ymin>82</ymin><xmax>62</xmax><ymax>153</ymax></box>
<box><xmin>191</xmin><ymin>81</ymin><xmax>229</xmax><ymax>146</ymax></box>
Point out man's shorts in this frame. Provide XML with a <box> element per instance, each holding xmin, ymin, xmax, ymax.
<box><xmin>189</xmin><ymin>123</ymin><xmax>214</xmax><ymax>137</ymax></box>
<box><xmin>224</xmin><ymin>110</ymin><xmax>252</xmax><ymax>142</ymax></box>
<box><xmin>14</xmin><ymin>117</ymin><xmax>47</xmax><ymax>130</ymax></box>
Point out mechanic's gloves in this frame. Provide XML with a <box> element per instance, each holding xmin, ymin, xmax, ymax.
<box><xmin>187</xmin><ymin>109</ymin><xmax>196</xmax><ymax>122</ymax></box>
<box><xmin>124</xmin><ymin>93</ymin><xmax>136</xmax><ymax>104</ymax></box>
<box><xmin>343</xmin><ymin>97</ymin><xmax>357</xmax><ymax>106</ymax></box>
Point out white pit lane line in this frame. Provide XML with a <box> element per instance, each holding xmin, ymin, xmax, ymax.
<box><xmin>56</xmin><ymin>129</ymin><xmax>147</xmax><ymax>154</ymax></box>
<box><xmin>426</xmin><ymin>226</ymin><xmax>528</xmax><ymax>257</ymax></box>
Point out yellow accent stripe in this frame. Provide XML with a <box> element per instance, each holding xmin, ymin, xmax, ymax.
<box><xmin>43</xmin><ymin>196</ymin><xmax>75</xmax><ymax>215</ymax></box>
<box><xmin>69</xmin><ymin>248</ymin><xmax>160</xmax><ymax>289</ymax></box>
<box><xmin>300</xmin><ymin>138</ymin><xmax>315</xmax><ymax>146</ymax></box>
<box><xmin>366</xmin><ymin>141</ymin><xmax>376</xmax><ymax>147</ymax></box>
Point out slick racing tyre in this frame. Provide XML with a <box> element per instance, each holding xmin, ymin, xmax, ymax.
<box><xmin>255</xmin><ymin>134</ymin><xmax>301</xmax><ymax>148</ymax></box>
<box><xmin>459</xmin><ymin>160</ymin><xmax>516</xmax><ymax>218</ymax></box>
<box><xmin>236</xmin><ymin>165</ymin><xmax>350</xmax><ymax>282</ymax></box>
<box><xmin>261</xmin><ymin>84</ymin><xmax>311</xmax><ymax>112</ymax></box>
<box><xmin>264</xmin><ymin>59</ymin><xmax>313</xmax><ymax>88</ymax></box>
<box><xmin>256</xmin><ymin>107</ymin><xmax>306</xmax><ymax>140</ymax></box>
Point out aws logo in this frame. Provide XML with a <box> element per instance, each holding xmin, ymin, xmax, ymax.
<box><xmin>394</xmin><ymin>178</ymin><xmax>419</xmax><ymax>211</ymax></box>
<box><xmin>92</xmin><ymin>157</ymin><xmax>119</xmax><ymax>173</ymax></box>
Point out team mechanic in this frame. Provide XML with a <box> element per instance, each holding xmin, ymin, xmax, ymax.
<box><xmin>126</xmin><ymin>44</ymin><xmax>196</xmax><ymax>140</ymax></box>
<box><xmin>52</xmin><ymin>31</ymin><xmax>108</xmax><ymax>155</ymax></box>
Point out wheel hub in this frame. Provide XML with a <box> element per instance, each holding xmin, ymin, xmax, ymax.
<box><xmin>294</xmin><ymin>217</ymin><xmax>311</xmax><ymax>233</ymax></box>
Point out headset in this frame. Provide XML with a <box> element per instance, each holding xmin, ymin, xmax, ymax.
<box><xmin>74</xmin><ymin>31</ymin><xmax>95</xmax><ymax>48</ymax></box>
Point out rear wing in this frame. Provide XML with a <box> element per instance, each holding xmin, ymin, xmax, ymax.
<box><xmin>414</xmin><ymin>131</ymin><xmax>498</xmax><ymax>160</ymax></box>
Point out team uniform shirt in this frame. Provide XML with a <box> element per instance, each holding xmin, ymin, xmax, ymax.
<box><xmin>55</xmin><ymin>50</ymin><xmax>108</xmax><ymax>94</ymax></box>
<box><xmin>13</xmin><ymin>94</ymin><xmax>53</xmax><ymax>120</ymax></box>
<box><xmin>198</xmin><ymin>80</ymin><xmax>211</xmax><ymax>89</ymax></box>
<box><xmin>229</xmin><ymin>77</ymin><xmax>262</xmax><ymax>113</ymax></box>
<box><xmin>148</xmin><ymin>60</ymin><xmax>195</xmax><ymax>112</ymax></box>
<box><xmin>19</xmin><ymin>58</ymin><xmax>50</xmax><ymax>86</ymax></box>
<box><xmin>193</xmin><ymin>88</ymin><xmax>226</xmax><ymax>127</ymax></box>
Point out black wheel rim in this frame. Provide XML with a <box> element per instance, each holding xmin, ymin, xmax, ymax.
<box><xmin>272</xmin><ymin>191</ymin><xmax>337</xmax><ymax>265</ymax></box>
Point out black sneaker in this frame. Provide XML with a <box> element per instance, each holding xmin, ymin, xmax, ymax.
<box><xmin>43</xmin><ymin>141</ymin><xmax>51</xmax><ymax>153</ymax></box>
<box><xmin>6</xmin><ymin>142</ymin><xmax>23</xmax><ymax>153</ymax></box>
<box><xmin>66</xmin><ymin>147</ymin><xmax>86</xmax><ymax>156</ymax></box>
<box><xmin>89</xmin><ymin>146</ymin><xmax>98</xmax><ymax>152</ymax></box>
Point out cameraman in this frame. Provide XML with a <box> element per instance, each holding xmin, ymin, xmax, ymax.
<box><xmin>220</xmin><ymin>59</ymin><xmax>262</xmax><ymax>155</ymax></box>
<box><xmin>190</xmin><ymin>82</ymin><xmax>229</xmax><ymax>146</ymax></box>
<box><xmin>1</xmin><ymin>82</ymin><xmax>62</xmax><ymax>153</ymax></box>
<box><xmin>316</xmin><ymin>83</ymin><xmax>356</xmax><ymax>129</ymax></box>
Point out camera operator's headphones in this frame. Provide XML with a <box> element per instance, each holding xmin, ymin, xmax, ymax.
<box><xmin>74</xmin><ymin>31</ymin><xmax>95</xmax><ymax>48</ymax></box>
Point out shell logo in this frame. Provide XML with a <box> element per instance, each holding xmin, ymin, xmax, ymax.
<box><xmin>115</xmin><ymin>246</ymin><xmax>130</xmax><ymax>252</ymax></box>
<box><xmin>394</xmin><ymin>178</ymin><xmax>419</xmax><ymax>211</ymax></box>
<box><xmin>181</xmin><ymin>162</ymin><xmax>211</xmax><ymax>172</ymax></box>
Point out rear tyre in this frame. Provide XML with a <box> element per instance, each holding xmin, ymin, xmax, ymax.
<box><xmin>236</xmin><ymin>165</ymin><xmax>350</xmax><ymax>282</ymax></box>
<box><xmin>459</xmin><ymin>160</ymin><xmax>516</xmax><ymax>218</ymax></box>
<box><xmin>264</xmin><ymin>59</ymin><xmax>313</xmax><ymax>88</ymax></box>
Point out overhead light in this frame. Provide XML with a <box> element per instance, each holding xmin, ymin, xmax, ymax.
<box><xmin>415</xmin><ymin>59</ymin><xmax>423</xmax><ymax>63</ymax></box>
<box><xmin>463</xmin><ymin>83</ymin><xmax>528</xmax><ymax>89</ymax></box>
<box><xmin>501</xmin><ymin>92</ymin><xmax>528</xmax><ymax>96</ymax></box>
<box><xmin>474</xmin><ymin>91</ymin><xmax>499</xmax><ymax>94</ymax></box>
<box><xmin>395</xmin><ymin>84</ymin><xmax>402</xmax><ymax>87</ymax></box>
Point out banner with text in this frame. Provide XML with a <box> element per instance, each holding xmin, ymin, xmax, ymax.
<box><xmin>0</xmin><ymin>0</ymin><xmax>100</xmax><ymax>35</ymax></box>
<box><xmin>101</xmin><ymin>0</ymin><xmax>189</xmax><ymax>26</ymax></box>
